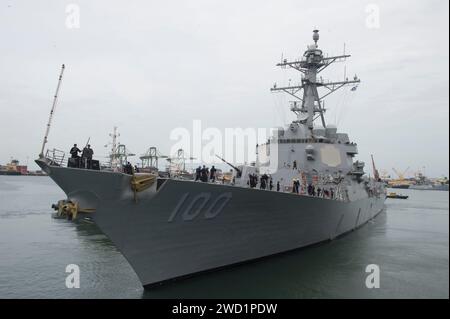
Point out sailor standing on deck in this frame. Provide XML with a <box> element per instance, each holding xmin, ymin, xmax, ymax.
<box><xmin>317</xmin><ymin>187</ymin><xmax>322</xmax><ymax>197</ymax></box>
<box><xmin>81</xmin><ymin>146</ymin><xmax>88</xmax><ymax>159</ymax></box>
<box><xmin>260</xmin><ymin>175</ymin><xmax>266</xmax><ymax>190</ymax></box>
<box><xmin>86</xmin><ymin>144</ymin><xmax>94</xmax><ymax>160</ymax></box>
<box><xmin>307</xmin><ymin>184</ymin><xmax>313</xmax><ymax>196</ymax></box>
<box><xmin>210</xmin><ymin>165</ymin><xmax>217</xmax><ymax>182</ymax></box>
<box><xmin>295</xmin><ymin>179</ymin><xmax>300</xmax><ymax>194</ymax></box>
<box><xmin>81</xmin><ymin>144</ymin><xmax>94</xmax><ymax>169</ymax></box>
<box><xmin>81</xmin><ymin>146</ymin><xmax>89</xmax><ymax>168</ymax></box>
<box><xmin>70</xmin><ymin>144</ymin><xmax>81</xmax><ymax>158</ymax></box>
<box><xmin>123</xmin><ymin>162</ymin><xmax>133</xmax><ymax>175</ymax></box>
<box><xmin>200</xmin><ymin>165</ymin><xmax>208</xmax><ymax>182</ymax></box>
<box><xmin>293</xmin><ymin>179</ymin><xmax>300</xmax><ymax>194</ymax></box>
<box><xmin>195</xmin><ymin>166</ymin><xmax>201</xmax><ymax>181</ymax></box>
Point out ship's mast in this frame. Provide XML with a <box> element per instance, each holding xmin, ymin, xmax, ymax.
<box><xmin>109</xmin><ymin>126</ymin><xmax>120</xmax><ymax>169</ymax></box>
<box><xmin>271</xmin><ymin>30</ymin><xmax>360</xmax><ymax>131</ymax></box>
<box><xmin>39</xmin><ymin>64</ymin><xmax>65</xmax><ymax>157</ymax></box>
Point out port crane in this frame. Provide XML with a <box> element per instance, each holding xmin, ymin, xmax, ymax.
<box><xmin>371</xmin><ymin>155</ymin><xmax>380</xmax><ymax>181</ymax></box>
<box><xmin>392</xmin><ymin>167</ymin><xmax>410</xmax><ymax>180</ymax></box>
<box><xmin>165</xmin><ymin>149</ymin><xmax>196</xmax><ymax>174</ymax></box>
<box><xmin>139</xmin><ymin>147</ymin><xmax>168</xmax><ymax>170</ymax></box>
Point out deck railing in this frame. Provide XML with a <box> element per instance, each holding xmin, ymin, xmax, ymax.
<box><xmin>45</xmin><ymin>148</ymin><xmax>66</xmax><ymax>167</ymax></box>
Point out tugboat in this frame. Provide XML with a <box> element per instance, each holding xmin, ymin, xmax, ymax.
<box><xmin>386</xmin><ymin>192</ymin><xmax>409</xmax><ymax>199</ymax></box>
<box><xmin>36</xmin><ymin>30</ymin><xmax>386</xmax><ymax>288</ymax></box>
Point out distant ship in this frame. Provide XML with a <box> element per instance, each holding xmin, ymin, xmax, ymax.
<box><xmin>387</xmin><ymin>167</ymin><xmax>415</xmax><ymax>189</ymax></box>
<box><xmin>409</xmin><ymin>184</ymin><xmax>432</xmax><ymax>190</ymax></box>
<box><xmin>431</xmin><ymin>177</ymin><xmax>449</xmax><ymax>191</ymax></box>
<box><xmin>409</xmin><ymin>173</ymin><xmax>449</xmax><ymax>191</ymax></box>
<box><xmin>432</xmin><ymin>184</ymin><xmax>449</xmax><ymax>191</ymax></box>
<box><xmin>390</xmin><ymin>184</ymin><xmax>410</xmax><ymax>189</ymax></box>
<box><xmin>36</xmin><ymin>30</ymin><xmax>386</xmax><ymax>288</ymax></box>
<box><xmin>0</xmin><ymin>159</ymin><xmax>27</xmax><ymax>175</ymax></box>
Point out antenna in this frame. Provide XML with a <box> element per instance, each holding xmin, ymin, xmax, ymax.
<box><xmin>271</xmin><ymin>30</ymin><xmax>360</xmax><ymax>130</ymax></box>
<box><xmin>39</xmin><ymin>64</ymin><xmax>65</xmax><ymax>157</ymax></box>
<box><xmin>105</xmin><ymin>126</ymin><xmax>122</xmax><ymax>170</ymax></box>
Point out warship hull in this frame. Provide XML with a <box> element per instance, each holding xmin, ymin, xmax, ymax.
<box><xmin>34</xmin><ymin>29</ymin><xmax>388</xmax><ymax>288</ymax></box>
<box><xmin>37</xmin><ymin>159</ymin><xmax>385</xmax><ymax>287</ymax></box>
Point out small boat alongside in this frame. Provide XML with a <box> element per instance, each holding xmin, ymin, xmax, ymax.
<box><xmin>386</xmin><ymin>192</ymin><xmax>409</xmax><ymax>199</ymax></box>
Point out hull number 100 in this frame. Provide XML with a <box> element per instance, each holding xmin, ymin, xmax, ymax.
<box><xmin>168</xmin><ymin>192</ymin><xmax>232</xmax><ymax>222</ymax></box>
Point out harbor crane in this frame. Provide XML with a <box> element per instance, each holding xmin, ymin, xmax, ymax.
<box><xmin>392</xmin><ymin>167</ymin><xmax>410</xmax><ymax>180</ymax></box>
<box><xmin>139</xmin><ymin>147</ymin><xmax>168</xmax><ymax>170</ymax></box>
<box><xmin>165</xmin><ymin>149</ymin><xmax>196</xmax><ymax>173</ymax></box>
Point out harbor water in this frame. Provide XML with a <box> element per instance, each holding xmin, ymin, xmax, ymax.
<box><xmin>0</xmin><ymin>176</ymin><xmax>448</xmax><ymax>298</ymax></box>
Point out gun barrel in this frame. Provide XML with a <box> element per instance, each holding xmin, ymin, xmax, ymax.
<box><xmin>215</xmin><ymin>155</ymin><xmax>241</xmax><ymax>175</ymax></box>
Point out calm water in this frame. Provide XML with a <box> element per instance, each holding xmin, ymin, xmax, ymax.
<box><xmin>0</xmin><ymin>176</ymin><xmax>448</xmax><ymax>299</ymax></box>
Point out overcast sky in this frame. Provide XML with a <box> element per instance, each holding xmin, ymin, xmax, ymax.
<box><xmin>0</xmin><ymin>0</ymin><xmax>448</xmax><ymax>177</ymax></box>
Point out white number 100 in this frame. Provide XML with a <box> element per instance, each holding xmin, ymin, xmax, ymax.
<box><xmin>168</xmin><ymin>192</ymin><xmax>232</xmax><ymax>222</ymax></box>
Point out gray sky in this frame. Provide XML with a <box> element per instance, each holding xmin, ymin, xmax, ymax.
<box><xmin>0</xmin><ymin>0</ymin><xmax>448</xmax><ymax>177</ymax></box>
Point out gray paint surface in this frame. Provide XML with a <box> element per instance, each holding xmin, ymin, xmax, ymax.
<box><xmin>37</xmin><ymin>159</ymin><xmax>385</xmax><ymax>286</ymax></box>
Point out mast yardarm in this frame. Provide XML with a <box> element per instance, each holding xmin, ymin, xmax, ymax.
<box><xmin>271</xmin><ymin>30</ymin><xmax>360</xmax><ymax>131</ymax></box>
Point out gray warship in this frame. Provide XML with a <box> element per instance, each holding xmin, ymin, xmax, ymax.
<box><xmin>36</xmin><ymin>30</ymin><xmax>386</xmax><ymax>288</ymax></box>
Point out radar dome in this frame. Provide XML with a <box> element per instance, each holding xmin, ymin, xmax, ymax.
<box><xmin>313</xmin><ymin>30</ymin><xmax>319</xmax><ymax>44</ymax></box>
